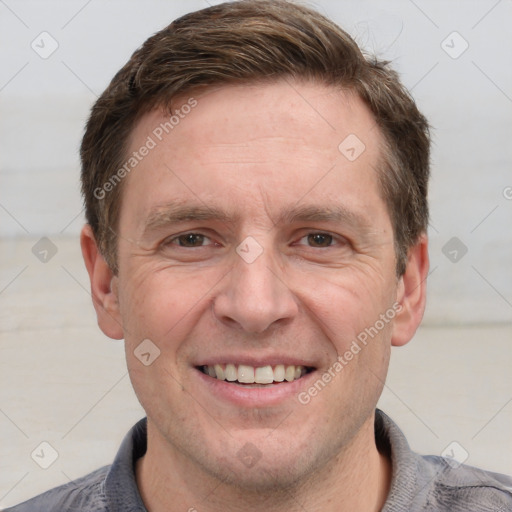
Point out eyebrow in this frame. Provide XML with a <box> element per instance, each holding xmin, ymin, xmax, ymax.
<box><xmin>141</xmin><ymin>202</ymin><xmax>372</xmax><ymax>239</ymax></box>
<box><xmin>142</xmin><ymin>203</ymin><xmax>232</xmax><ymax>238</ymax></box>
<box><xmin>277</xmin><ymin>204</ymin><xmax>371</xmax><ymax>229</ymax></box>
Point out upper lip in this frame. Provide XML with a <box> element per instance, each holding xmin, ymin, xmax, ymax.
<box><xmin>194</xmin><ymin>355</ymin><xmax>317</xmax><ymax>369</ymax></box>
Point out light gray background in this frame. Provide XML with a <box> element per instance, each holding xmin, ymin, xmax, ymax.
<box><xmin>1</xmin><ymin>0</ymin><xmax>511</xmax><ymax>508</ymax></box>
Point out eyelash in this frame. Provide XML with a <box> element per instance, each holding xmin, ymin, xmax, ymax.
<box><xmin>166</xmin><ymin>232</ymin><xmax>213</xmax><ymax>248</ymax></box>
<box><xmin>164</xmin><ymin>231</ymin><xmax>344</xmax><ymax>249</ymax></box>
<box><xmin>297</xmin><ymin>233</ymin><xmax>338</xmax><ymax>248</ymax></box>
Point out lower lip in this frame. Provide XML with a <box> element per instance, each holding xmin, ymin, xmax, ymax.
<box><xmin>194</xmin><ymin>368</ymin><xmax>316</xmax><ymax>407</ymax></box>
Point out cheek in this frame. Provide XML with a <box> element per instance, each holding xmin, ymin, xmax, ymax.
<box><xmin>300</xmin><ymin>267</ymin><xmax>394</xmax><ymax>397</ymax></box>
<box><xmin>117</xmin><ymin>263</ymin><xmax>222</xmax><ymax>350</ymax></box>
<box><xmin>118</xmin><ymin>266</ymin><xmax>218</xmax><ymax>415</ymax></box>
<box><xmin>295</xmin><ymin>268</ymin><xmax>394</xmax><ymax>413</ymax></box>
<box><xmin>293</xmin><ymin>265</ymin><xmax>395</xmax><ymax>346</ymax></box>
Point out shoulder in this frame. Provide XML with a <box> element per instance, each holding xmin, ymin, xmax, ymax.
<box><xmin>3</xmin><ymin>465</ymin><xmax>110</xmax><ymax>512</ymax></box>
<box><xmin>5</xmin><ymin>418</ymin><xmax>148</xmax><ymax>512</ymax></box>
<box><xmin>417</xmin><ymin>455</ymin><xmax>512</xmax><ymax>511</ymax></box>
<box><xmin>376</xmin><ymin>410</ymin><xmax>512</xmax><ymax>511</ymax></box>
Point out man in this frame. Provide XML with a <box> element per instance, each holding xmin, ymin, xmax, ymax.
<box><xmin>7</xmin><ymin>1</ymin><xmax>512</xmax><ymax>511</ymax></box>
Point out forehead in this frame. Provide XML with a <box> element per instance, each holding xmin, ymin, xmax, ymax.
<box><xmin>120</xmin><ymin>80</ymin><xmax>387</xmax><ymax>230</ymax></box>
<box><xmin>146</xmin><ymin>81</ymin><xmax>380</xmax><ymax>157</ymax></box>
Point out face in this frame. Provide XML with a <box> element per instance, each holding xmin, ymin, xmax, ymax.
<box><xmin>91</xmin><ymin>80</ymin><xmax>423</xmax><ymax>489</ymax></box>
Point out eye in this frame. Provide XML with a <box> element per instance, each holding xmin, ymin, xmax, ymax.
<box><xmin>299</xmin><ymin>232</ymin><xmax>335</xmax><ymax>248</ymax></box>
<box><xmin>169</xmin><ymin>233</ymin><xmax>211</xmax><ymax>247</ymax></box>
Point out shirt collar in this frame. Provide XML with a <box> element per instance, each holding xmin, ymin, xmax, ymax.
<box><xmin>103</xmin><ymin>410</ymin><xmax>420</xmax><ymax>511</ymax></box>
<box><xmin>105</xmin><ymin>417</ymin><xmax>148</xmax><ymax>511</ymax></box>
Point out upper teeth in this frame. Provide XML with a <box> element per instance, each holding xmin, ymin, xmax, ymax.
<box><xmin>203</xmin><ymin>364</ymin><xmax>307</xmax><ymax>384</ymax></box>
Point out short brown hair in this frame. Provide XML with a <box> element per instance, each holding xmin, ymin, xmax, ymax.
<box><xmin>81</xmin><ymin>0</ymin><xmax>430</xmax><ymax>275</ymax></box>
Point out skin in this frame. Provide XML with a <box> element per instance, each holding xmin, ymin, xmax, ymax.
<box><xmin>81</xmin><ymin>79</ymin><xmax>429</xmax><ymax>512</ymax></box>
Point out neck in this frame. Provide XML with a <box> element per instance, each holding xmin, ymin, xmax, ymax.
<box><xmin>136</xmin><ymin>413</ymin><xmax>391</xmax><ymax>512</ymax></box>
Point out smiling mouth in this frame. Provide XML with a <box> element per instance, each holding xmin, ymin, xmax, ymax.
<box><xmin>197</xmin><ymin>364</ymin><xmax>315</xmax><ymax>386</ymax></box>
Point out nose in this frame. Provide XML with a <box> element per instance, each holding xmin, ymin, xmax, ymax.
<box><xmin>213</xmin><ymin>247</ymin><xmax>298</xmax><ymax>334</ymax></box>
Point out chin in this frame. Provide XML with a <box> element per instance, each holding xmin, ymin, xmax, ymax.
<box><xmin>188</xmin><ymin>425</ymin><xmax>325</xmax><ymax>493</ymax></box>
<box><xmin>208</xmin><ymin>450</ymin><xmax>317</xmax><ymax>493</ymax></box>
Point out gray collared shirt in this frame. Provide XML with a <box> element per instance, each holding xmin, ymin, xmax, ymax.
<box><xmin>6</xmin><ymin>410</ymin><xmax>512</xmax><ymax>511</ymax></box>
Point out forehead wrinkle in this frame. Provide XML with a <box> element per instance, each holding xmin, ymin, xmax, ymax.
<box><xmin>193</xmin><ymin>136</ymin><xmax>330</xmax><ymax>167</ymax></box>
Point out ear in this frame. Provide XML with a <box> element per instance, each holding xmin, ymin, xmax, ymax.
<box><xmin>391</xmin><ymin>234</ymin><xmax>429</xmax><ymax>347</ymax></box>
<box><xmin>80</xmin><ymin>224</ymin><xmax>124</xmax><ymax>340</ymax></box>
